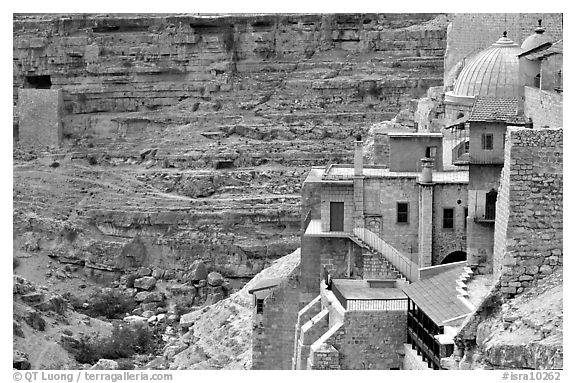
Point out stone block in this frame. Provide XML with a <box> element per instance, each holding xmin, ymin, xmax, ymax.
<box><xmin>18</xmin><ymin>89</ymin><xmax>63</xmax><ymax>149</ymax></box>
<box><xmin>134</xmin><ymin>276</ymin><xmax>157</xmax><ymax>291</ymax></box>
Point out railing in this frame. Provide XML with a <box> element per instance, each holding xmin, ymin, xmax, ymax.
<box><xmin>331</xmin><ymin>282</ymin><xmax>408</xmax><ymax>311</ymax></box>
<box><xmin>353</xmin><ymin>227</ymin><xmax>419</xmax><ymax>282</ymax></box>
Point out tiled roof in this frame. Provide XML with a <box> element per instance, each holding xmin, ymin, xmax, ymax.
<box><xmin>469</xmin><ymin>97</ymin><xmax>522</xmax><ymax>123</ymax></box>
<box><xmin>401</xmin><ymin>265</ymin><xmax>472</xmax><ymax>326</ymax></box>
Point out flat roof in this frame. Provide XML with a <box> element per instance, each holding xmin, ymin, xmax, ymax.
<box><xmin>323</xmin><ymin>166</ymin><xmax>468</xmax><ymax>184</ymax></box>
<box><xmin>332</xmin><ymin>279</ymin><xmax>407</xmax><ymax>300</ymax></box>
<box><xmin>388</xmin><ymin>132</ymin><xmax>444</xmax><ymax>138</ymax></box>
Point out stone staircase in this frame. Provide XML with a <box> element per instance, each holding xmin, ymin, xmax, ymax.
<box><xmin>350</xmin><ymin>227</ymin><xmax>419</xmax><ymax>282</ymax></box>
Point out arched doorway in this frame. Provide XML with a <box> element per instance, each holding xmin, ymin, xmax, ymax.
<box><xmin>440</xmin><ymin>250</ymin><xmax>467</xmax><ymax>264</ymax></box>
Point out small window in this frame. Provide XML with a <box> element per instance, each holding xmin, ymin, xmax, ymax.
<box><xmin>426</xmin><ymin>146</ymin><xmax>437</xmax><ymax>159</ymax></box>
<box><xmin>503</xmin><ymin>133</ymin><xmax>506</xmax><ymax>149</ymax></box>
<box><xmin>397</xmin><ymin>202</ymin><xmax>409</xmax><ymax>223</ymax></box>
<box><xmin>464</xmin><ymin>141</ymin><xmax>469</xmax><ymax>153</ymax></box>
<box><xmin>443</xmin><ymin>208</ymin><xmax>454</xmax><ymax>229</ymax></box>
<box><xmin>464</xmin><ymin>207</ymin><xmax>468</xmax><ymax>229</ymax></box>
<box><xmin>256</xmin><ymin>299</ymin><xmax>264</xmax><ymax>314</ymax></box>
<box><xmin>482</xmin><ymin>134</ymin><xmax>493</xmax><ymax>150</ymax></box>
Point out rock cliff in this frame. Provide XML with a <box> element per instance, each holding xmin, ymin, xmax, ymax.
<box><xmin>13</xmin><ymin>13</ymin><xmax>449</xmax><ymax>278</ymax></box>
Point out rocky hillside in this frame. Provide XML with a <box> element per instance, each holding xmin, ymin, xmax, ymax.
<box><xmin>444</xmin><ymin>268</ymin><xmax>563</xmax><ymax>370</ymax></box>
<box><xmin>13</xmin><ymin>13</ymin><xmax>449</xmax><ymax>280</ymax></box>
<box><xmin>149</xmin><ymin>249</ymin><xmax>299</xmax><ymax>370</ymax></box>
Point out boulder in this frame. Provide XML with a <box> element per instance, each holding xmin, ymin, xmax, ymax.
<box><xmin>141</xmin><ymin>310</ymin><xmax>155</xmax><ymax>319</ymax></box>
<box><xmin>13</xmin><ymin>320</ymin><xmax>24</xmax><ymax>338</ymax></box>
<box><xmin>207</xmin><ymin>272</ymin><xmax>223</xmax><ymax>287</ymax></box>
<box><xmin>123</xmin><ymin>315</ymin><xmax>147</xmax><ymax>326</ymax></box>
<box><xmin>13</xmin><ymin>350</ymin><xmax>31</xmax><ymax>370</ymax></box>
<box><xmin>134</xmin><ymin>291</ymin><xmax>163</xmax><ymax>303</ymax></box>
<box><xmin>89</xmin><ymin>359</ymin><xmax>119</xmax><ymax>370</ymax></box>
<box><xmin>122</xmin><ymin>274</ymin><xmax>138</xmax><ymax>288</ymax></box>
<box><xmin>137</xmin><ymin>267</ymin><xmax>152</xmax><ymax>277</ymax></box>
<box><xmin>24</xmin><ymin>308</ymin><xmax>45</xmax><ymax>331</ymax></box>
<box><xmin>180</xmin><ymin>311</ymin><xmax>197</xmax><ymax>328</ymax></box>
<box><xmin>147</xmin><ymin>315</ymin><xmax>158</xmax><ymax>324</ymax></box>
<box><xmin>163</xmin><ymin>341</ymin><xmax>188</xmax><ymax>359</ymax></box>
<box><xmin>134</xmin><ymin>276</ymin><xmax>156</xmax><ymax>291</ymax></box>
<box><xmin>189</xmin><ymin>261</ymin><xmax>208</xmax><ymax>282</ymax></box>
<box><xmin>152</xmin><ymin>268</ymin><xmax>164</xmax><ymax>279</ymax></box>
<box><xmin>21</xmin><ymin>292</ymin><xmax>44</xmax><ymax>303</ymax></box>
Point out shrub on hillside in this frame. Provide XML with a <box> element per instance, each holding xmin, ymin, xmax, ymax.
<box><xmin>85</xmin><ymin>288</ymin><xmax>135</xmax><ymax>319</ymax></box>
<box><xmin>73</xmin><ymin>323</ymin><xmax>155</xmax><ymax>364</ymax></box>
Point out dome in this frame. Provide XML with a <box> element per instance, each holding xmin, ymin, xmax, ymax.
<box><xmin>452</xmin><ymin>32</ymin><xmax>522</xmax><ymax>99</ymax></box>
<box><xmin>521</xmin><ymin>20</ymin><xmax>553</xmax><ymax>51</ymax></box>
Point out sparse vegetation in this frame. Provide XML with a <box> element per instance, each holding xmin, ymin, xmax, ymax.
<box><xmin>85</xmin><ymin>288</ymin><xmax>135</xmax><ymax>319</ymax></box>
<box><xmin>74</xmin><ymin>323</ymin><xmax>155</xmax><ymax>364</ymax></box>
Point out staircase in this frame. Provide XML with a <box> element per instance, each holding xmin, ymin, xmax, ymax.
<box><xmin>350</xmin><ymin>227</ymin><xmax>419</xmax><ymax>283</ymax></box>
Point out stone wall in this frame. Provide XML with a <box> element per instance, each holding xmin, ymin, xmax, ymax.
<box><xmin>524</xmin><ymin>87</ymin><xmax>563</xmax><ymax>129</ymax></box>
<box><xmin>493</xmin><ymin>127</ymin><xmax>562</xmax><ymax>296</ymax></box>
<box><xmin>432</xmin><ymin>183</ymin><xmax>468</xmax><ymax>264</ymax></box>
<box><xmin>336</xmin><ymin>310</ymin><xmax>407</xmax><ymax>369</ymax></box>
<box><xmin>252</xmin><ymin>264</ymin><xmax>301</xmax><ymax>370</ymax></box>
<box><xmin>321</xmin><ymin>185</ymin><xmax>355</xmax><ymax>233</ymax></box>
<box><xmin>363</xmin><ymin>177</ymin><xmax>419</xmax><ymax>255</ymax></box>
<box><xmin>17</xmin><ymin>89</ymin><xmax>63</xmax><ymax>148</ymax></box>
<box><xmin>444</xmin><ymin>13</ymin><xmax>563</xmax><ymax>86</ymax></box>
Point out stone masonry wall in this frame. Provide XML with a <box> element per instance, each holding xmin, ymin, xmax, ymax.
<box><xmin>524</xmin><ymin>87</ymin><xmax>563</xmax><ymax>129</ymax></box>
<box><xmin>444</xmin><ymin>13</ymin><xmax>563</xmax><ymax>86</ymax></box>
<box><xmin>337</xmin><ymin>310</ymin><xmax>407</xmax><ymax>369</ymax></box>
<box><xmin>364</xmin><ymin>177</ymin><xmax>419</xmax><ymax>255</ymax></box>
<box><xmin>432</xmin><ymin>183</ymin><xmax>468</xmax><ymax>264</ymax></box>
<box><xmin>18</xmin><ymin>88</ymin><xmax>63</xmax><ymax>148</ymax></box>
<box><xmin>321</xmin><ymin>185</ymin><xmax>354</xmax><ymax>233</ymax></box>
<box><xmin>252</xmin><ymin>265</ymin><xmax>301</xmax><ymax>370</ymax></box>
<box><xmin>493</xmin><ymin>127</ymin><xmax>562</xmax><ymax>296</ymax></box>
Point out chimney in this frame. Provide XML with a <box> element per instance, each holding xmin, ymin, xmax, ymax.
<box><xmin>419</xmin><ymin>157</ymin><xmax>434</xmax><ymax>184</ymax></box>
<box><xmin>354</xmin><ymin>134</ymin><xmax>363</xmax><ymax>177</ymax></box>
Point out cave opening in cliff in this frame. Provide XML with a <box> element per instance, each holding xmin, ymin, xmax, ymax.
<box><xmin>24</xmin><ymin>75</ymin><xmax>51</xmax><ymax>89</ymax></box>
<box><xmin>215</xmin><ymin>160</ymin><xmax>235</xmax><ymax>169</ymax></box>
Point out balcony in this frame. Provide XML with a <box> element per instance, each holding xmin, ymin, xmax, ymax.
<box><xmin>331</xmin><ymin>279</ymin><xmax>408</xmax><ymax>311</ymax></box>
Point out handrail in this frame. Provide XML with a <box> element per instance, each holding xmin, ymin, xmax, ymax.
<box><xmin>353</xmin><ymin>227</ymin><xmax>419</xmax><ymax>282</ymax></box>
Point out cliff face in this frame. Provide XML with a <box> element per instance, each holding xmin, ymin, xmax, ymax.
<box><xmin>13</xmin><ymin>13</ymin><xmax>448</xmax><ymax>279</ymax></box>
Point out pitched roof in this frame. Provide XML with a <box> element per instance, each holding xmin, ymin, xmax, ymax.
<box><xmin>401</xmin><ymin>265</ymin><xmax>472</xmax><ymax>326</ymax></box>
<box><xmin>469</xmin><ymin>97</ymin><xmax>523</xmax><ymax>124</ymax></box>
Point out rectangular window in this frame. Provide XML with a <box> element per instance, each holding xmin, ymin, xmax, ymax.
<box><xmin>464</xmin><ymin>207</ymin><xmax>468</xmax><ymax>229</ymax></box>
<box><xmin>256</xmin><ymin>299</ymin><xmax>264</xmax><ymax>314</ymax></box>
<box><xmin>426</xmin><ymin>146</ymin><xmax>437</xmax><ymax>159</ymax></box>
<box><xmin>397</xmin><ymin>202</ymin><xmax>409</xmax><ymax>223</ymax></box>
<box><xmin>443</xmin><ymin>208</ymin><xmax>454</xmax><ymax>229</ymax></box>
<box><xmin>503</xmin><ymin>133</ymin><xmax>506</xmax><ymax>149</ymax></box>
<box><xmin>482</xmin><ymin>133</ymin><xmax>493</xmax><ymax>150</ymax></box>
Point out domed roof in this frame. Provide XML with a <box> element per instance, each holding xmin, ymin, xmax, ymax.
<box><xmin>453</xmin><ymin>32</ymin><xmax>522</xmax><ymax>99</ymax></box>
<box><xmin>521</xmin><ymin>20</ymin><xmax>553</xmax><ymax>51</ymax></box>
